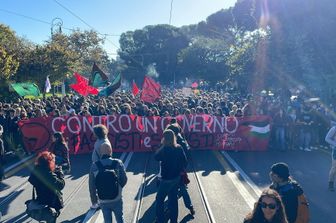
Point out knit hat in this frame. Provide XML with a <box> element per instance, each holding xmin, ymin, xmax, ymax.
<box><xmin>271</xmin><ymin>162</ymin><xmax>290</xmax><ymax>179</ymax></box>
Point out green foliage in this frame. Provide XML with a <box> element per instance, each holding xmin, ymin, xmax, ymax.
<box><xmin>118</xmin><ymin>25</ymin><xmax>189</xmax><ymax>84</ymax></box>
<box><xmin>0</xmin><ymin>24</ymin><xmax>20</xmax><ymax>80</ymax></box>
<box><xmin>0</xmin><ymin>46</ymin><xmax>19</xmax><ymax>80</ymax></box>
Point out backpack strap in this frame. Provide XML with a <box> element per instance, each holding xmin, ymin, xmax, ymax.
<box><xmin>95</xmin><ymin>160</ymin><xmax>105</xmax><ymax>172</ymax></box>
<box><xmin>32</xmin><ymin>186</ymin><xmax>36</xmax><ymax>200</ymax></box>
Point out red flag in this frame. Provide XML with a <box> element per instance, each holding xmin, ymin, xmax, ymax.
<box><xmin>132</xmin><ymin>81</ymin><xmax>139</xmax><ymax>96</ymax></box>
<box><xmin>191</xmin><ymin>82</ymin><xmax>198</xmax><ymax>88</ymax></box>
<box><xmin>140</xmin><ymin>76</ymin><xmax>161</xmax><ymax>103</ymax></box>
<box><xmin>70</xmin><ymin>72</ymin><xmax>98</xmax><ymax>96</ymax></box>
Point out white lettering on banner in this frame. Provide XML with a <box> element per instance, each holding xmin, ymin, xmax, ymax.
<box><xmin>51</xmin><ymin>115</ymin><xmax>241</xmax><ymax>135</ymax></box>
<box><xmin>91</xmin><ymin>115</ymin><xmax>100</xmax><ymax>126</ymax></box>
<box><xmin>51</xmin><ymin>117</ymin><xmax>65</xmax><ymax>132</ymax></box>
<box><xmin>67</xmin><ymin>116</ymin><xmax>82</xmax><ymax>134</ymax></box>
<box><xmin>144</xmin><ymin>137</ymin><xmax>151</xmax><ymax>148</ymax></box>
<box><xmin>135</xmin><ymin>116</ymin><xmax>145</xmax><ymax>132</ymax></box>
<box><xmin>144</xmin><ymin>117</ymin><xmax>157</xmax><ymax>133</ymax></box>
<box><xmin>193</xmin><ymin>115</ymin><xmax>201</xmax><ymax>132</ymax></box>
<box><xmin>213</xmin><ymin>117</ymin><xmax>225</xmax><ymax>133</ymax></box>
<box><xmin>202</xmin><ymin>115</ymin><xmax>213</xmax><ymax>133</ymax></box>
<box><xmin>119</xmin><ymin>115</ymin><xmax>131</xmax><ymax>132</ymax></box>
<box><xmin>161</xmin><ymin>117</ymin><xmax>169</xmax><ymax>131</ymax></box>
<box><xmin>107</xmin><ymin>115</ymin><xmax>119</xmax><ymax>133</ymax></box>
<box><xmin>182</xmin><ymin>115</ymin><xmax>193</xmax><ymax>132</ymax></box>
<box><xmin>83</xmin><ymin>117</ymin><xmax>94</xmax><ymax>132</ymax></box>
<box><xmin>225</xmin><ymin>117</ymin><xmax>239</xmax><ymax>134</ymax></box>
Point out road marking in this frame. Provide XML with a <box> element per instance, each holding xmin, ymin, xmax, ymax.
<box><xmin>214</xmin><ymin>151</ymin><xmax>257</xmax><ymax>209</ymax></box>
<box><xmin>193</xmin><ymin>170</ymin><xmax>217</xmax><ymax>223</ymax></box>
<box><xmin>221</xmin><ymin>151</ymin><xmax>262</xmax><ymax>197</ymax></box>
<box><xmin>83</xmin><ymin>152</ymin><xmax>133</xmax><ymax>223</ymax></box>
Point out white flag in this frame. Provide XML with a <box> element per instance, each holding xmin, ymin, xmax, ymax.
<box><xmin>182</xmin><ymin>87</ymin><xmax>192</xmax><ymax>96</ymax></box>
<box><xmin>45</xmin><ymin>76</ymin><xmax>51</xmax><ymax>93</ymax></box>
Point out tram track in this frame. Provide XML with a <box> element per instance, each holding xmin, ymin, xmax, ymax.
<box><xmin>131</xmin><ymin>154</ymin><xmax>151</xmax><ymax>223</ymax></box>
<box><xmin>82</xmin><ymin>152</ymin><xmax>133</xmax><ymax>223</ymax></box>
<box><xmin>1</xmin><ymin>153</ymin><xmax>128</xmax><ymax>223</ymax></box>
<box><xmin>189</xmin><ymin>152</ymin><xmax>217</xmax><ymax>223</ymax></box>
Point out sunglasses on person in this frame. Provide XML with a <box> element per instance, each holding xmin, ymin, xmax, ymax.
<box><xmin>260</xmin><ymin>202</ymin><xmax>277</xmax><ymax>210</ymax></box>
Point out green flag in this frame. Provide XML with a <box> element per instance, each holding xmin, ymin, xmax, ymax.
<box><xmin>98</xmin><ymin>73</ymin><xmax>121</xmax><ymax>97</ymax></box>
<box><xmin>11</xmin><ymin>83</ymin><xmax>40</xmax><ymax>97</ymax></box>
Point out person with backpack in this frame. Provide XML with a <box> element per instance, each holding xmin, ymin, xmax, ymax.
<box><xmin>244</xmin><ymin>188</ymin><xmax>288</xmax><ymax>223</ymax></box>
<box><xmin>155</xmin><ymin>129</ymin><xmax>187</xmax><ymax>223</ymax></box>
<box><xmin>90</xmin><ymin>124</ymin><xmax>112</xmax><ymax>209</ymax></box>
<box><xmin>89</xmin><ymin>143</ymin><xmax>127</xmax><ymax>223</ymax></box>
<box><xmin>269</xmin><ymin>162</ymin><xmax>310</xmax><ymax>223</ymax></box>
<box><xmin>325</xmin><ymin>125</ymin><xmax>336</xmax><ymax>191</ymax></box>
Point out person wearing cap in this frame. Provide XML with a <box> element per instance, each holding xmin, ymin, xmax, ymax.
<box><xmin>269</xmin><ymin>162</ymin><xmax>310</xmax><ymax>223</ymax></box>
<box><xmin>325</xmin><ymin>125</ymin><xmax>336</xmax><ymax>191</ymax></box>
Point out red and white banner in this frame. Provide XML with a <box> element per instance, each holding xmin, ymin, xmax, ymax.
<box><xmin>18</xmin><ymin>115</ymin><xmax>271</xmax><ymax>154</ymax></box>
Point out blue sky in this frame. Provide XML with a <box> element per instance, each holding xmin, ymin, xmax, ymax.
<box><xmin>0</xmin><ymin>0</ymin><xmax>237</xmax><ymax>58</ymax></box>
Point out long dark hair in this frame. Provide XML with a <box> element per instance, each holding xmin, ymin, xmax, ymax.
<box><xmin>54</xmin><ymin>132</ymin><xmax>66</xmax><ymax>145</ymax></box>
<box><xmin>244</xmin><ymin>189</ymin><xmax>288</xmax><ymax>223</ymax></box>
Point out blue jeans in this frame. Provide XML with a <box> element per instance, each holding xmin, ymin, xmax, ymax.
<box><xmin>299</xmin><ymin>130</ymin><xmax>311</xmax><ymax>148</ymax></box>
<box><xmin>156</xmin><ymin>177</ymin><xmax>180</xmax><ymax>223</ymax></box>
<box><xmin>179</xmin><ymin>183</ymin><xmax>192</xmax><ymax>209</ymax></box>
<box><xmin>100</xmin><ymin>199</ymin><xmax>124</xmax><ymax>223</ymax></box>
<box><xmin>275</xmin><ymin>127</ymin><xmax>286</xmax><ymax>150</ymax></box>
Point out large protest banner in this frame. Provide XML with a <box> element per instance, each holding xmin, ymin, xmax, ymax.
<box><xmin>18</xmin><ymin>115</ymin><xmax>271</xmax><ymax>154</ymax></box>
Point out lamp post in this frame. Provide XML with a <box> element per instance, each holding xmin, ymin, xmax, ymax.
<box><xmin>51</xmin><ymin>18</ymin><xmax>63</xmax><ymax>36</ymax></box>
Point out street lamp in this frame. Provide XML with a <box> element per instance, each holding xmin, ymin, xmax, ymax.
<box><xmin>51</xmin><ymin>18</ymin><xmax>63</xmax><ymax>36</ymax></box>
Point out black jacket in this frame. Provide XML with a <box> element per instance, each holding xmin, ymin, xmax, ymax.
<box><xmin>270</xmin><ymin>179</ymin><xmax>303</xmax><ymax>223</ymax></box>
<box><xmin>28</xmin><ymin>166</ymin><xmax>65</xmax><ymax>211</ymax></box>
<box><xmin>155</xmin><ymin>145</ymin><xmax>187</xmax><ymax>180</ymax></box>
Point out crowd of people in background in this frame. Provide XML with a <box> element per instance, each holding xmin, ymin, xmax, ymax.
<box><xmin>0</xmin><ymin>84</ymin><xmax>335</xmax><ymax>157</ymax></box>
<box><xmin>0</xmin><ymin>81</ymin><xmax>328</xmax><ymax>222</ymax></box>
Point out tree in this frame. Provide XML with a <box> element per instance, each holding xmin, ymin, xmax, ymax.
<box><xmin>0</xmin><ymin>24</ymin><xmax>20</xmax><ymax>80</ymax></box>
<box><xmin>177</xmin><ymin>37</ymin><xmax>230</xmax><ymax>82</ymax></box>
<box><xmin>118</xmin><ymin>25</ymin><xmax>189</xmax><ymax>84</ymax></box>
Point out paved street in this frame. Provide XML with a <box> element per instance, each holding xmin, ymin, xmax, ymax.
<box><xmin>0</xmin><ymin>149</ymin><xmax>335</xmax><ymax>222</ymax></box>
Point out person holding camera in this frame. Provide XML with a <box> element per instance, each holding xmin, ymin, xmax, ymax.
<box><xmin>28</xmin><ymin>151</ymin><xmax>65</xmax><ymax>223</ymax></box>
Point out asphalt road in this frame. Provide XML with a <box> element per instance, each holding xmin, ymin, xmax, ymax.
<box><xmin>0</xmin><ymin>148</ymin><xmax>334</xmax><ymax>222</ymax></box>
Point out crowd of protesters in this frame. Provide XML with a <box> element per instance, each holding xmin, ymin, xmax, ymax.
<box><xmin>0</xmin><ymin>81</ymin><xmax>326</xmax><ymax>222</ymax></box>
<box><xmin>0</xmin><ymin>84</ymin><xmax>335</xmax><ymax>157</ymax></box>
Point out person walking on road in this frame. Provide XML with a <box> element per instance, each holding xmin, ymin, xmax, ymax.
<box><xmin>89</xmin><ymin>143</ymin><xmax>127</xmax><ymax>223</ymax></box>
<box><xmin>166</xmin><ymin>120</ymin><xmax>195</xmax><ymax>216</ymax></box>
<box><xmin>325</xmin><ymin>125</ymin><xmax>336</xmax><ymax>191</ymax></box>
<box><xmin>89</xmin><ymin>124</ymin><xmax>112</xmax><ymax>209</ymax></box>
<box><xmin>269</xmin><ymin>162</ymin><xmax>310</xmax><ymax>223</ymax></box>
<box><xmin>49</xmin><ymin>132</ymin><xmax>71</xmax><ymax>174</ymax></box>
<box><xmin>155</xmin><ymin>129</ymin><xmax>187</xmax><ymax>223</ymax></box>
<box><xmin>244</xmin><ymin>188</ymin><xmax>288</xmax><ymax>223</ymax></box>
<box><xmin>92</xmin><ymin>124</ymin><xmax>111</xmax><ymax>163</ymax></box>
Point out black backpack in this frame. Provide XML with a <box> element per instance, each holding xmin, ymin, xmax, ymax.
<box><xmin>95</xmin><ymin>160</ymin><xmax>119</xmax><ymax>200</ymax></box>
